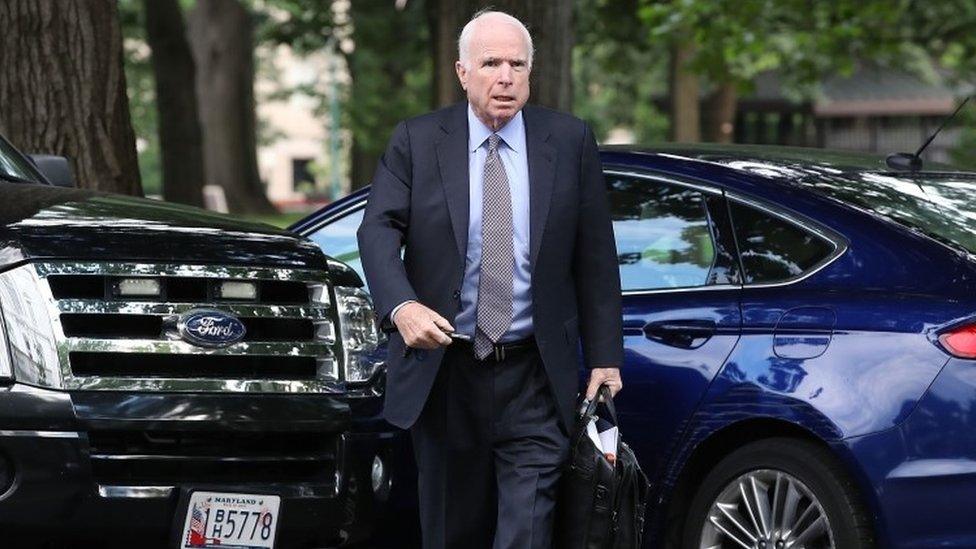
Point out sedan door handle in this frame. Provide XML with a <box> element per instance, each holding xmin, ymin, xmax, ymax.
<box><xmin>643</xmin><ymin>319</ymin><xmax>717</xmax><ymax>349</ymax></box>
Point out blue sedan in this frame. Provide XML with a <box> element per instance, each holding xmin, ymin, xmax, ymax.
<box><xmin>292</xmin><ymin>144</ymin><xmax>976</xmax><ymax>549</ymax></box>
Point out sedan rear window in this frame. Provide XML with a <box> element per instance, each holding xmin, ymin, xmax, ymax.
<box><xmin>729</xmin><ymin>201</ymin><xmax>836</xmax><ymax>284</ymax></box>
<box><xmin>805</xmin><ymin>173</ymin><xmax>976</xmax><ymax>256</ymax></box>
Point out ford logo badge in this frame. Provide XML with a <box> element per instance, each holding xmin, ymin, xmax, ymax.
<box><xmin>178</xmin><ymin>309</ymin><xmax>246</xmax><ymax>348</ymax></box>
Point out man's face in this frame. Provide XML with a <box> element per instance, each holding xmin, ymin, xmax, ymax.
<box><xmin>456</xmin><ymin>19</ymin><xmax>530</xmax><ymax>131</ymax></box>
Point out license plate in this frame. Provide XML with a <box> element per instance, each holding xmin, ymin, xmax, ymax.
<box><xmin>179</xmin><ymin>491</ymin><xmax>281</xmax><ymax>549</ymax></box>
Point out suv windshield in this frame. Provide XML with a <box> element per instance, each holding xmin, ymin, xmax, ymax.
<box><xmin>805</xmin><ymin>172</ymin><xmax>976</xmax><ymax>255</ymax></box>
<box><xmin>0</xmin><ymin>134</ymin><xmax>43</xmax><ymax>183</ymax></box>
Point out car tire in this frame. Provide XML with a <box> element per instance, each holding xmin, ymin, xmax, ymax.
<box><xmin>682</xmin><ymin>437</ymin><xmax>874</xmax><ymax>549</ymax></box>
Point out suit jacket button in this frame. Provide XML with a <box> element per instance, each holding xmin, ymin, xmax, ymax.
<box><xmin>452</xmin><ymin>290</ymin><xmax>460</xmax><ymax>299</ymax></box>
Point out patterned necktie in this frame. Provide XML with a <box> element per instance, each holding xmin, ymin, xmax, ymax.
<box><xmin>474</xmin><ymin>133</ymin><xmax>514</xmax><ymax>360</ymax></box>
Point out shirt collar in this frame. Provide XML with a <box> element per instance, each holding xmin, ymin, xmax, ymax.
<box><xmin>467</xmin><ymin>103</ymin><xmax>525</xmax><ymax>154</ymax></box>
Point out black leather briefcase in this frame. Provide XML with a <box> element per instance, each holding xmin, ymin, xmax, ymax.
<box><xmin>610</xmin><ymin>438</ymin><xmax>650</xmax><ymax>549</ymax></box>
<box><xmin>555</xmin><ymin>385</ymin><xmax>650</xmax><ymax>549</ymax></box>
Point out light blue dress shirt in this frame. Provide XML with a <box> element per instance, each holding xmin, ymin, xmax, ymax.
<box><xmin>453</xmin><ymin>105</ymin><xmax>533</xmax><ymax>342</ymax></box>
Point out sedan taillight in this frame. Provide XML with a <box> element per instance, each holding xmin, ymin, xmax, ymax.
<box><xmin>939</xmin><ymin>324</ymin><xmax>976</xmax><ymax>359</ymax></box>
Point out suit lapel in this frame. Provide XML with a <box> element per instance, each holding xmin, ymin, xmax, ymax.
<box><xmin>525</xmin><ymin>107</ymin><xmax>555</xmax><ymax>273</ymax></box>
<box><xmin>435</xmin><ymin>103</ymin><xmax>470</xmax><ymax>261</ymax></box>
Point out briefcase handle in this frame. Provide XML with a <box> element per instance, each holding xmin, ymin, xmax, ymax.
<box><xmin>579</xmin><ymin>384</ymin><xmax>619</xmax><ymax>425</ymax></box>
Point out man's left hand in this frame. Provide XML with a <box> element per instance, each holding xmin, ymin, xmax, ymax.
<box><xmin>586</xmin><ymin>367</ymin><xmax>622</xmax><ymax>400</ymax></box>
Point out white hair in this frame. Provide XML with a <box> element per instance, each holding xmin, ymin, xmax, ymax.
<box><xmin>457</xmin><ymin>10</ymin><xmax>534</xmax><ymax>70</ymax></box>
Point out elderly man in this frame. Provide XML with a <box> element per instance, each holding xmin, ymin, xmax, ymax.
<box><xmin>357</xmin><ymin>10</ymin><xmax>623</xmax><ymax>549</ymax></box>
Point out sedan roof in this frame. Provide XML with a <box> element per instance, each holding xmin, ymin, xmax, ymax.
<box><xmin>600</xmin><ymin>143</ymin><xmax>963</xmax><ymax>181</ymax></box>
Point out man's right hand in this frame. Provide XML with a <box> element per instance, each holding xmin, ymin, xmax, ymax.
<box><xmin>393</xmin><ymin>302</ymin><xmax>454</xmax><ymax>349</ymax></box>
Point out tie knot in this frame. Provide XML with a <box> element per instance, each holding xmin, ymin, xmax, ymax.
<box><xmin>488</xmin><ymin>133</ymin><xmax>501</xmax><ymax>153</ymax></box>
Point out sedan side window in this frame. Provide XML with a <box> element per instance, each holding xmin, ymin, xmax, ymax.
<box><xmin>607</xmin><ymin>175</ymin><xmax>717</xmax><ymax>291</ymax></box>
<box><xmin>307</xmin><ymin>207</ymin><xmax>367</xmax><ymax>288</ymax></box>
<box><xmin>728</xmin><ymin>200</ymin><xmax>835</xmax><ymax>284</ymax></box>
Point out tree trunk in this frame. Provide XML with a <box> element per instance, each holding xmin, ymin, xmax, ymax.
<box><xmin>432</xmin><ymin>1</ymin><xmax>574</xmax><ymax>112</ymax></box>
<box><xmin>187</xmin><ymin>0</ymin><xmax>275</xmax><ymax>214</ymax></box>
<box><xmin>0</xmin><ymin>0</ymin><xmax>142</xmax><ymax>194</ymax></box>
<box><xmin>669</xmin><ymin>40</ymin><xmax>700</xmax><ymax>142</ymax></box>
<box><xmin>703</xmin><ymin>82</ymin><xmax>737</xmax><ymax>143</ymax></box>
<box><xmin>429</xmin><ymin>0</ymin><xmax>471</xmax><ymax>108</ymax></box>
<box><xmin>350</xmin><ymin>136</ymin><xmax>374</xmax><ymax>193</ymax></box>
<box><xmin>491</xmin><ymin>1</ymin><xmax>573</xmax><ymax>112</ymax></box>
<box><xmin>144</xmin><ymin>0</ymin><xmax>206</xmax><ymax>207</ymax></box>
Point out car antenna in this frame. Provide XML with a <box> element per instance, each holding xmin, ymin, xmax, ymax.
<box><xmin>886</xmin><ymin>95</ymin><xmax>971</xmax><ymax>172</ymax></box>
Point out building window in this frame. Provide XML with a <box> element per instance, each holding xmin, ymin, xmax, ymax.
<box><xmin>292</xmin><ymin>158</ymin><xmax>315</xmax><ymax>192</ymax></box>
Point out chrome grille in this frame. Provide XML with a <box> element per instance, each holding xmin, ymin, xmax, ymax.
<box><xmin>48</xmin><ymin>275</ymin><xmax>310</xmax><ymax>303</ymax></box>
<box><xmin>88</xmin><ymin>429</ymin><xmax>339</xmax><ymax>486</ymax></box>
<box><xmin>4</xmin><ymin>262</ymin><xmax>342</xmax><ymax>392</ymax></box>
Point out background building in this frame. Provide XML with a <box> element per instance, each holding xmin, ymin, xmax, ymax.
<box><xmin>735</xmin><ymin>66</ymin><xmax>963</xmax><ymax>163</ymax></box>
<box><xmin>256</xmin><ymin>44</ymin><xmax>348</xmax><ymax>211</ymax></box>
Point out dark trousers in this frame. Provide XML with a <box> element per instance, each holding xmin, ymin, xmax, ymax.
<box><xmin>409</xmin><ymin>340</ymin><xmax>570</xmax><ymax>549</ymax></box>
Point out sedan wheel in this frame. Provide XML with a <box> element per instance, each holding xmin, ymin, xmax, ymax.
<box><xmin>699</xmin><ymin>469</ymin><xmax>832</xmax><ymax>549</ymax></box>
<box><xmin>683</xmin><ymin>438</ymin><xmax>873</xmax><ymax>549</ymax></box>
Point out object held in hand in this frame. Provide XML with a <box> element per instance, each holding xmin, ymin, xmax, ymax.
<box><xmin>442</xmin><ymin>330</ymin><xmax>472</xmax><ymax>342</ymax></box>
<box><xmin>403</xmin><ymin>330</ymin><xmax>470</xmax><ymax>357</ymax></box>
<box><xmin>556</xmin><ymin>384</ymin><xmax>650</xmax><ymax>549</ymax></box>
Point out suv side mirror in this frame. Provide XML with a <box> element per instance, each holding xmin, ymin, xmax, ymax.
<box><xmin>28</xmin><ymin>154</ymin><xmax>75</xmax><ymax>188</ymax></box>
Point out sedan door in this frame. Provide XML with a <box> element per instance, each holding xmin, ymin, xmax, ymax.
<box><xmin>602</xmin><ymin>168</ymin><xmax>743</xmax><ymax>483</ymax></box>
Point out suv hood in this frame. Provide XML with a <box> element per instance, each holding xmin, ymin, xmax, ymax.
<box><xmin>0</xmin><ymin>182</ymin><xmax>327</xmax><ymax>270</ymax></box>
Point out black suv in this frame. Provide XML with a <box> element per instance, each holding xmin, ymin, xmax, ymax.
<box><xmin>0</xmin><ymin>134</ymin><xmax>402</xmax><ymax>547</ymax></box>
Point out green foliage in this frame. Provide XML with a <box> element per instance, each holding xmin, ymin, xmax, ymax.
<box><xmin>638</xmin><ymin>0</ymin><xmax>910</xmax><ymax>96</ymax></box>
<box><xmin>257</xmin><ymin>0</ymin><xmax>335</xmax><ymax>54</ymax></box>
<box><xmin>574</xmin><ymin>0</ymin><xmax>668</xmax><ymax>143</ymax></box>
<box><xmin>902</xmin><ymin>0</ymin><xmax>976</xmax><ymax>78</ymax></box>
<box><xmin>345</xmin><ymin>1</ymin><xmax>432</xmax><ymax>162</ymax></box>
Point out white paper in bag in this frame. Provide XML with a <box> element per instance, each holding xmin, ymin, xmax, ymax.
<box><xmin>599</xmin><ymin>426</ymin><xmax>618</xmax><ymax>456</ymax></box>
<box><xmin>585</xmin><ymin>419</ymin><xmax>619</xmax><ymax>465</ymax></box>
<box><xmin>586</xmin><ymin>419</ymin><xmax>604</xmax><ymax>453</ymax></box>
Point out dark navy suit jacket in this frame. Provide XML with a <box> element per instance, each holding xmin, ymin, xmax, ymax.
<box><xmin>357</xmin><ymin>102</ymin><xmax>623</xmax><ymax>432</ymax></box>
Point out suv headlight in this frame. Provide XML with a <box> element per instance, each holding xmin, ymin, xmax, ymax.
<box><xmin>0</xmin><ymin>266</ymin><xmax>60</xmax><ymax>387</ymax></box>
<box><xmin>0</xmin><ymin>304</ymin><xmax>14</xmax><ymax>382</ymax></box>
<box><xmin>334</xmin><ymin>285</ymin><xmax>385</xmax><ymax>383</ymax></box>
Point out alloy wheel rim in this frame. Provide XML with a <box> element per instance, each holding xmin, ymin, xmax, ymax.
<box><xmin>699</xmin><ymin>468</ymin><xmax>834</xmax><ymax>549</ymax></box>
